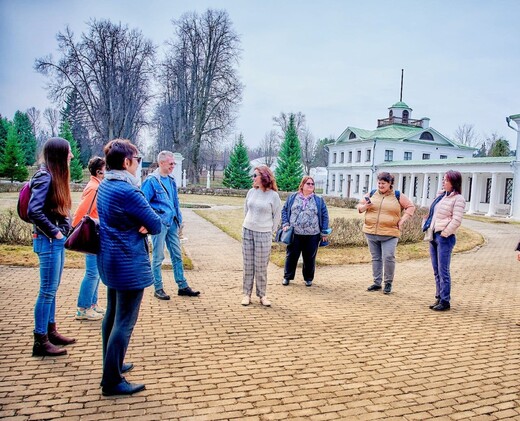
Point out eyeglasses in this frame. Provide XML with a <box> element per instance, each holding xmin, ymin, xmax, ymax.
<box><xmin>305</xmin><ymin>182</ymin><xmax>315</xmax><ymax>186</ymax></box>
<box><xmin>133</xmin><ymin>156</ymin><xmax>142</xmax><ymax>164</ymax></box>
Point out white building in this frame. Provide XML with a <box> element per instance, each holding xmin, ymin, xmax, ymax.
<box><xmin>326</xmin><ymin>101</ymin><xmax>520</xmax><ymax>219</ymax></box>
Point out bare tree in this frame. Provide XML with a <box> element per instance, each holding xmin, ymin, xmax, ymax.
<box><xmin>35</xmin><ymin>19</ymin><xmax>156</xmax><ymax>149</ymax></box>
<box><xmin>300</xmin><ymin>128</ymin><xmax>316</xmax><ymax>175</ymax></box>
<box><xmin>157</xmin><ymin>9</ymin><xmax>243</xmax><ymax>183</ymax></box>
<box><xmin>454</xmin><ymin>124</ymin><xmax>480</xmax><ymax>147</ymax></box>
<box><xmin>43</xmin><ymin>108</ymin><xmax>59</xmax><ymax>137</ymax></box>
<box><xmin>260</xmin><ymin>130</ymin><xmax>280</xmax><ymax>167</ymax></box>
<box><xmin>273</xmin><ymin>111</ymin><xmax>306</xmax><ymax>139</ymax></box>
<box><xmin>26</xmin><ymin>107</ymin><xmax>41</xmax><ymax>136</ymax></box>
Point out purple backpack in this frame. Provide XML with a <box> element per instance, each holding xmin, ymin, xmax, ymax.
<box><xmin>17</xmin><ymin>182</ymin><xmax>32</xmax><ymax>223</ymax></box>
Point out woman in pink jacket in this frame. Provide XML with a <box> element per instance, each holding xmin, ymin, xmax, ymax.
<box><xmin>423</xmin><ymin>170</ymin><xmax>466</xmax><ymax>311</ymax></box>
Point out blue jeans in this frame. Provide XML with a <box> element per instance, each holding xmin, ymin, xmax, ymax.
<box><xmin>33</xmin><ymin>234</ymin><xmax>66</xmax><ymax>334</ymax></box>
<box><xmin>151</xmin><ymin>223</ymin><xmax>187</xmax><ymax>291</ymax></box>
<box><xmin>77</xmin><ymin>253</ymin><xmax>100</xmax><ymax>309</ymax></box>
<box><xmin>429</xmin><ymin>232</ymin><xmax>456</xmax><ymax>304</ymax></box>
<box><xmin>101</xmin><ymin>287</ymin><xmax>144</xmax><ymax>388</ymax></box>
<box><xmin>365</xmin><ymin>234</ymin><xmax>399</xmax><ymax>285</ymax></box>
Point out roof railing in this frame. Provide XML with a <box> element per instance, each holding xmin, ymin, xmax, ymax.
<box><xmin>377</xmin><ymin>117</ymin><xmax>423</xmax><ymax>128</ymax></box>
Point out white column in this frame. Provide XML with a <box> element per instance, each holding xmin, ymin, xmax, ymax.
<box><xmin>420</xmin><ymin>173</ymin><xmax>429</xmax><ymax>207</ymax></box>
<box><xmin>468</xmin><ymin>172</ymin><xmax>479</xmax><ymax>214</ymax></box>
<box><xmin>485</xmin><ymin>172</ymin><xmax>498</xmax><ymax>217</ymax></box>
<box><xmin>437</xmin><ymin>173</ymin><xmax>443</xmax><ymax>192</ymax></box>
<box><xmin>182</xmin><ymin>169</ymin><xmax>187</xmax><ymax>188</ymax></box>
<box><xmin>507</xmin><ymin>114</ymin><xmax>520</xmax><ymax>220</ymax></box>
<box><xmin>206</xmin><ymin>171</ymin><xmax>211</xmax><ymax>189</ymax></box>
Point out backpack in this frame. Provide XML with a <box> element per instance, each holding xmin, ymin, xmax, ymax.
<box><xmin>370</xmin><ymin>189</ymin><xmax>401</xmax><ymax>201</ymax></box>
<box><xmin>17</xmin><ymin>182</ymin><xmax>32</xmax><ymax>223</ymax></box>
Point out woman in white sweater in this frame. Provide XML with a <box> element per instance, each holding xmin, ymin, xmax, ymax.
<box><xmin>423</xmin><ymin>170</ymin><xmax>466</xmax><ymax>311</ymax></box>
<box><xmin>241</xmin><ymin>166</ymin><xmax>282</xmax><ymax>307</ymax></box>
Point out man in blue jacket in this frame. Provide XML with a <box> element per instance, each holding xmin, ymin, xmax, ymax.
<box><xmin>141</xmin><ymin>151</ymin><xmax>200</xmax><ymax>300</ymax></box>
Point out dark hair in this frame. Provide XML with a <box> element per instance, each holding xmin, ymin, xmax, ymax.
<box><xmin>445</xmin><ymin>170</ymin><xmax>462</xmax><ymax>194</ymax></box>
<box><xmin>103</xmin><ymin>139</ymin><xmax>138</xmax><ymax>171</ymax></box>
<box><xmin>298</xmin><ymin>176</ymin><xmax>315</xmax><ymax>193</ymax></box>
<box><xmin>254</xmin><ymin>165</ymin><xmax>278</xmax><ymax>191</ymax></box>
<box><xmin>42</xmin><ymin>137</ymin><xmax>71</xmax><ymax>217</ymax></box>
<box><xmin>88</xmin><ymin>156</ymin><xmax>106</xmax><ymax>176</ymax></box>
<box><xmin>377</xmin><ymin>172</ymin><xmax>394</xmax><ymax>186</ymax></box>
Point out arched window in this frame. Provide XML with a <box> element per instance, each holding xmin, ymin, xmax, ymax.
<box><xmin>389</xmin><ymin>109</ymin><xmax>393</xmax><ymax>118</ymax></box>
<box><xmin>349</xmin><ymin>132</ymin><xmax>356</xmax><ymax>140</ymax></box>
<box><xmin>402</xmin><ymin>110</ymin><xmax>409</xmax><ymax>124</ymax></box>
<box><xmin>420</xmin><ymin>132</ymin><xmax>434</xmax><ymax>141</ymax></box>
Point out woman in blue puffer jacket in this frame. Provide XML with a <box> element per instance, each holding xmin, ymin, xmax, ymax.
<box><xmin>96</xmin><ymin>139</ymin><xmax>161</xmax><ymax>397</ymax></box>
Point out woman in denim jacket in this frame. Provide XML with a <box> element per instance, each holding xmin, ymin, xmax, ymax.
<box><xmin>281</xmin><ymin>176</ymin><xmax>329</xmax><ymax>287</ymax></box>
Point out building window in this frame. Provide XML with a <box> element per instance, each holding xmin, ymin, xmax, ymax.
<box><xmin>365</xmin><ymin>149</ymin><xmax>371</xmax><ymax>162</ymax></box>
<box><xmin>402</xmin><ymin>110</ymin><xmax>409</xmax><ymax>124</ymax></box>
<box><xmin>364</xmin><ymin>174</ymin><xmax>370</xmax><ymax>193</ymax></box>
<box><xmin>426</xmin><ymin>176</ymin><xmax>431</xmax><ymax>199</ymax></box>
<box><xmin>422</xmin><ymin>153</ymin><xmax>430</xmax><ymax>160</ymax></box>
<box><xmin>340</xmin><ymin>152</ymin><xmax>344</xmax><ymax>163</ymax></box>
<box><xmin>505</xmin><ymin>178</ymin><xmax>513</xmax><ymax>205</ymax></box>
<box><xmin>420</xmin><ymin>132</ymin><xmax>434</xmax><ymax>141</ymax></box>
<box><xmin>348</xmin><ymin>151</ymin><xmax>352</xmax><ymax>163</ymax></box>
<box><xmin>356</xmin><ymin>150</ymin><xmax>361</xmax><ymax>162</ymax></box>
<box><xmin>402</xmin><ymin>176</ymin><xmax>407</xmax><ymax>194</ymax></box>
<box><xmin>440</xmin><ymin>155</ymin><xmax>447</xmax><ymax>159</ymax></box>
<box><xmin>413</xmin><ymin>176</ymin><xmax>418</xmax><ymax>197</ymax></box>
<box><xmin>485</xmin><ymin>178</ymin><xmax>492</xmax><ymax>203</ymax></box>
<box><xmin>389</xmin><ymin>109</ymin><xmax>393</xmax><ymax>118</ymax></box>
<box><xmin>331</xmin><ymin>174</ymin><xmax>336</xmax><ymax>191</ymax></box>
<box><xmin>332</xmin><ymin>153</ymin><xmax>337</xmax><ymax>164</ymax></box>
<box><xmin>468</xmin><ymin>177</ymin><xmax>472</xmax><ymax>202</ymax></box>
<box><xmin>355</xmin><ymin>174</ymin><xmax>360</xmax><ymax>193</ymax></box>
<box><xmin>404</xmin><ymin>151</ymin><xmax>412</xmax><ymax>160</ymax></box>
<box><xmin>384</xmin><ymin>150</ymin><xmax>393</xmax><ymax>162</ymax></box>
<box><xmin>339</xmin><ymin>174</ymin><xmax>344</xmax><ymax>194</ymax></box>
<box><xmin>349</xmin><ymin>132</ymin><xmax>356</xmax><ymax>140</ymax></box>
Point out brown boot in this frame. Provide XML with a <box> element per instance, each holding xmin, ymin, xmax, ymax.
<box><xmin>33</xmin><ymin>332</ymin><xmax>67</xmax><ymax>356</ymax></box>
<box><xmin>48</xmin><ymin>322</ymin><xmax>76</xmax><ymax>346</ymax></box>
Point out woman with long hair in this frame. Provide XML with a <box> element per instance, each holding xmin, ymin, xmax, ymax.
<box><xmin>73</xmin><ymin>157</ymin><xmax>106</xmax><ymax>321</ymax></box>
<box><xmin>423</xmin><ymin>170</ymin><xmax>466</xmax><ymax>311</ymax></box>
<box><xmin>281</xmin><ymin>176</ymin><xmax>330</xmax><ymax>287</ymax></box>
<box><xmin>241</xmin><ymin>165</ymin><xmax>281</xmax><ymax>307</ymax></box>
<box><xmin>28</xmin><ymin>137</ymin><xmax>76</xmax><ymax>357</ymax></box>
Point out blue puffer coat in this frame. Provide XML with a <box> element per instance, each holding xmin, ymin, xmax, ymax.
<box><xmin>97</xmin><ymin>177</ymin><xmax>162</xmax><ymax>291</ymax></box>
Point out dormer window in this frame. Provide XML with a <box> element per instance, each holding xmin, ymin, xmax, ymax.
<box><xmin>420</xmin><ymin>132</ymin><xmax>434</xmax><ymax>141</ymax></box>
<box><xmin>402</xmin><ymin>110</ymin><xmax>409</xmax><ymax>124</ymax></box>
<box><xmin>389</xmin><ymin>109</ymin><xmax>393</xmax><ymax>118</ymax></box>
<box><xmin>349</xmin><ymin>132</ymin><xmax>356</xmax><ymax>140</ymax></box>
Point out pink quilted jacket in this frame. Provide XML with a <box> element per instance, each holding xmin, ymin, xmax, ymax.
<box><xmin>433</xmin><ymin>191</ymin><xmax>466</xmax><ymax>237</ymax></box>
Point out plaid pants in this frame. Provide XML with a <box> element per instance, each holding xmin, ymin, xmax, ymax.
<box><xmin>242</xmin><ymin>228</ymin><xmax>272</xmax><ymax>298</ymax></box>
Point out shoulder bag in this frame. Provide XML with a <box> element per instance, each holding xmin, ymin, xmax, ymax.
<box><xmin>65</xmin><ymin>190</ymin><xmax>100</xmax><ymax>254</ymax></box>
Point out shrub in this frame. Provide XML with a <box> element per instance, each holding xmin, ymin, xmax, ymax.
<box><xmin>0</xmin><ymin>209</ymin><xmax>32</xmax><ymax>245</ymax></box>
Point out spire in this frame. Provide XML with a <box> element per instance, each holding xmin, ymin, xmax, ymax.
<box><xmin>400</xmin><ymin>69</ymin><xmax>404</xmax><ymax>102</ymax></box>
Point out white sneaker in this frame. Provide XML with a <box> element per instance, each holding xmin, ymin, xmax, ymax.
<box><xmin>91</xmin><ymin>304</ymin><xmax>105</xmax><ymax>314</ymax></box>
<box><xmin>76</xmin><ymin>308</ymin><xmax>103</xmax><ymax>321</ymax></box>
<box><xmin>241</xmin><ymin>296</ymin><xmax>250</xmax><ymax>306</ymax></box>
<box><xmin>260</xmin><ymin>297</ymin><xmax>271</xmax><ymax>307</ymax></box>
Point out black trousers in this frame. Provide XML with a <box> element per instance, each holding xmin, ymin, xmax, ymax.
<box><xmin>284</xmin><ymin>233</ymin><xmax>321</xmax><ymax>282</ymax></box>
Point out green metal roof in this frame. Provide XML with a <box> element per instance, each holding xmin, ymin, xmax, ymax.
<box><xmin>509</xmin><ymin>113</ymin><xmax>520</xmax><ymax>119</ymax></box>
<box><xmin>389</xmin><ymin>101</ymin><xmax>411</xmax><ymax>109</ymax></box>
<box><xmin>380</xmin><ymin>156</ymin><xmax>514</xmax><ymax>167</ymax></box>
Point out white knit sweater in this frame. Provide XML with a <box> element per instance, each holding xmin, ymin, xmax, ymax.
<box><xmin>243</xmin><ymin>188</ymin><xmax>282</xmax><ymax>233</ymax></box>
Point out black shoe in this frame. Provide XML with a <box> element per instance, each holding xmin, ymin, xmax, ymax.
<box><xmin>383</xmin><ymin>283</ymin><xmax>392</xmax><ymax>294</ymax></box>
<box><xmin>102</xmin><ymin>379</ymin><xmax>145</xmax><ymax>397</ymax></box>
<box><xmin>154</xmin><ymin>289</ymin><xmax>170</xmax><ymax>300</ymax></box>
<box><xmin>282</xmin><ymin>279</ymin><xmax>290</xmax><ymax>286</ymax></box>
<box><xmin>367</xmin><ymin>284</ymin><xmax>382</xmax><ymax>292</ymax></box>
<box><xmin>432</xmin><ymin>302</ymin><xmax>450</xmax><ymax>311</ymax></box>
<box><xmin>305</xmin><ymin>280</ymin><xmax>313</xmax><ymax>287</ymax></box>
<box><xmin>429</xmin><ymin>298</ymin><xmax>440</xmax><ymax>309</ymax></box>
<box><xmin>122</xmin><ymin>362</ymin><xmax>134</xmax><ymax>374</ymax></box>
<box><xmin>178</xmin><ymin>286</ymin><xmax>200</xmax><ymax>297</ymax></box>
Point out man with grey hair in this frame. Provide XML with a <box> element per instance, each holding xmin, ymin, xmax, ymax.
<box><xmin>141</xmin><ymin>151</ymin><xmax>200</xmax><ymax>299</ymax></box>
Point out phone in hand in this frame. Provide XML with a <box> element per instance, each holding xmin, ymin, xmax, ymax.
<box><xmin>365</xmin><ymin>196</ymin><xmax>371</xmax><ymax>204</ymax></box>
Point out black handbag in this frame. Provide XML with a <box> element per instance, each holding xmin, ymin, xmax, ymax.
<box><xmin>275</xmin><ymin>226</ymin><xmax>294</xmax><ymax>245</ymax></box>
<box><xmin>65</xmin><ymin>191</ymin><xmax>100</xmax><ymax>254</ymax></box>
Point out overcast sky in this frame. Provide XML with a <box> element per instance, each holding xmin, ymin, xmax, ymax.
<box><xmin>1</xmin><ymin>0</ymin><xmax>519</xmax><ymax>149</ymax></box>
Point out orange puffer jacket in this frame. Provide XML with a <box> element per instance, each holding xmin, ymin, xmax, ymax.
<box><xmin>362</xmin><ymin>190</ymin><xmax>415</xmax><ymax>238</ymax></box>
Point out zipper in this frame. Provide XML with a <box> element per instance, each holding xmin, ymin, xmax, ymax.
<box><xmin>375</xmin><ymin>195</ymin><xmax>384</xmax><ymax>233</ymax></box>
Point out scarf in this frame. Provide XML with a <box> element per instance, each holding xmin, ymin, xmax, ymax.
<box><xmin>104</xmin><ymin>169</ymin><xmax>141</xmax><ymax>187</ymax></box>
<box><xmin>298</xmin><ymin>192</ymin><xmax>314</xmax><ymax>210</ymax></box>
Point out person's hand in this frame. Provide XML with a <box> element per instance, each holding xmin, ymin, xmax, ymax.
<box><xmin>283</xmin><ymin>226</ymin><xmax>289</xmax><ymax>232</ymax></box>
<box><xmin>139</xmin><ymin>226</ymin><xmax>149</xmax><ymax>234</ymax></box>
<box><xmin>55</xmin><ymin>232</ymin><xmax>64</xmax><ymax>240</ymax></box>
<box><xmin>322</xmin><ymin>236</ymin><xmax>328</xmax><ymax>242</ymax></box>
<box><xmin>517</xmin><ymin>251</ymin><xmax>520</xmax><ymax>262</ymax></box>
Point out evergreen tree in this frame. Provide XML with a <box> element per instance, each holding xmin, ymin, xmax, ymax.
<box><xmin>13</xmin><ymin>111</ymin><xmax>37</xmax><ymax>166</ymax></box>
<box><xmin>61</xmin><ymin>90</ymin><xmax>92</xmax><ymax>165</ymax></box>
<box><xmin>59</xmin><ymin>120</ymin><xmax>84</xmax><ymax>182</ymax></box>
<box><xmin>0</xmin><ymin>116</ymin><xmax>9</xmax><ymax>176</ymax></box>
<box><xmin>275</xmin><ymin>114</ymin><xmax>303</xmax><ymax>191</ymax></box>
<box><xmin>0</xmin><ymin>125</ymin><xmax>29</xmax><ymax>182</ymax></box>
<box><xmin>488</xmin><ymin>138</ymin><xmax>510</xmax><ymax>157</ymax></box>
<box><xmin>223</xmin><ymin>134</ymin><xmax>251</xmax><ymax>189</ymax></box>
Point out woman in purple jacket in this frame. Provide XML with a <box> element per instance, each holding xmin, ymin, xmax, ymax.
<box><xmin>97</xmin><ymin>139</ymin><xmax>161</xmax><ymax>397</ymax></box>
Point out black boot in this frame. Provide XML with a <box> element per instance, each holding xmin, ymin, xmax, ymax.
<box><xmin>33</xmin><ymin>332</ymin><xmax>67</xmax><ymax>356</ymax></box>
<box><xmin>48</xmin><ymin>322</ymin><xmax>76</xmax><ymax>346</ymax></box>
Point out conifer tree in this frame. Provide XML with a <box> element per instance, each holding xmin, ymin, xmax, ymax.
<box><xmin>275</xmin><ymin>114</ymin><xmax>303</xmax><ymax>191</ymax></box>
<box><xmin>59</xmin><ymin>120</ymin><xmax>84</xmax><ymax>182</ymax></box>
<box><xmin>0</xmin><ymin>116</ymin><xmax>9</xmax><ymax>176</ymax></box>
<box><xmin>0</xmin><ymin>124</ymin><xmax>29</xmax><ymax>182</ymax></box>
<box><xmin>13</xmin><ymin>111</ymin><xmax>37</xmax><ymax>166</ymax></box>
<box><xmin>223</xmin><ymin>134</ymin><xmax>251</xmax><ymax>189</ymax></box>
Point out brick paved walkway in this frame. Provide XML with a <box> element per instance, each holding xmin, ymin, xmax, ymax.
<box><xmin>0</xmin><ymin>210</ymin><xmax>519</xmax><ymax>420</ymax></box>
